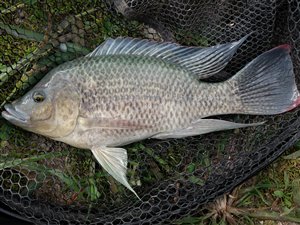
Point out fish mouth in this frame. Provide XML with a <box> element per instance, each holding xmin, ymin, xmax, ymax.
<box><xmin>2</xmin><ymin>104</ymin><xmax>30</xmax><ymax>125</ymax></box>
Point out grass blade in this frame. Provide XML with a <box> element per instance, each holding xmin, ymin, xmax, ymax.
<box><xmin>0</xmin><ymin>151</ymin><xmax>69</xmax><ymax>169</ymax></box>
<box><xmin>0</xmin><ymin>22</ymin><xmax>44</xmax><ymax>42</ymax></box>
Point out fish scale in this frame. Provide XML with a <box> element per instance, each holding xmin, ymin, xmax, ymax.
<box><xmin>61</xmin><ymin>56</ymin><xmax>232</xmax><ymax>136</ymax></box>
<box><xmin>2</xmin><ymin>37</ymin><xmax>299</xmax><ymax>198</ymax></box>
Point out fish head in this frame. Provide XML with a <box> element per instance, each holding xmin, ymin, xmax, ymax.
<box><xmin>2</xmin><ymin>77</ymin><xmax>80</xmax><ymax>138</ymax></box>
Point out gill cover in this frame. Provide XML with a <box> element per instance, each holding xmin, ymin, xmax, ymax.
<box><xmin>45</xmin><ymin>82</ymin><xmax>80</xmax><ymax>138</ymax></box>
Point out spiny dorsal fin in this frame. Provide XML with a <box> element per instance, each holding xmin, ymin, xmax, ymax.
<box><xmin>86</xmin><ymin>35</ymin><xmax>250</xmax><ymax>79</ymax></box>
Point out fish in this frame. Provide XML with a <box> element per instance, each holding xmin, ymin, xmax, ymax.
<box><xmin>2</xmin><ymin>36</ymin><xmax>300</xmax><ymax>199</ymax></box>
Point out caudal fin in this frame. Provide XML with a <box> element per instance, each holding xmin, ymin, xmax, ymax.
<box><xmin>229</xmin><ymin>45</ymin><xmax>300</xmax><ymax>115</ymax></box>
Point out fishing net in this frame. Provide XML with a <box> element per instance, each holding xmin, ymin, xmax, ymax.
<box><xmin>0</xmin><ymin>0</ymin><xmax>300</xmax><ymax>224</ymax></box>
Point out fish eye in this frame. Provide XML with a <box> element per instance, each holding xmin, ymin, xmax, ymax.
<box><xmin>32</xmin><ymin>91</ymin><xmax>45</xmax><ymax>103</ymax></box>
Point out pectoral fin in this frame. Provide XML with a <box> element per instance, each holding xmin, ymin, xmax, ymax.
<box><xmin>91</xmin><ymin>146</ymin><xmax>140</xmax><ymax>199</ymax></box>
<box><xmin>152</xmin><ymin>119</ymin><xmax>264</xmax><ymax>139</ymax></box>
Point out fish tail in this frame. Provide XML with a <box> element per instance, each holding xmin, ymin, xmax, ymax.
<box><xmin>229</xmin><ymin>45</ymin><xmax>300</xmax><ymax>115</ymax></box>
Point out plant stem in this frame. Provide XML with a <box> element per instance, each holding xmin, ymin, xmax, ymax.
<box><xmin>245</xmin><ymin>210</ymin><xmax>300</xmax><ymax>223</ymax></box>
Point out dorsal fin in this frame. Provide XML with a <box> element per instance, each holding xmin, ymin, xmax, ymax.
<box><xmin>86</xmin><ymin>35</ymin><xmax>249</xmax><ymax>79</ymax></box>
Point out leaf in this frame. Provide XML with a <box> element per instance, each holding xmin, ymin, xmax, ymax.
<box><xmin>282</xmin><ymin>206</ymin><xmax>293</xmax><ymax>215</ymax></box>
<box><xmin>22</xmin><ymin>0</ymin><xmax>38</xmax><ymax>4</ymax></box>
<box><xmin>48</xmin><ymin>168</ymin><xmax>79</xmax><ymax>190</ymax></box>
<box><xmin>63</xmin><ymin>42</ymin><xmax>90</xmax><ymax>55</ymax></box>
<box><xmin>175</xmin><ymin>216</ymin><xmax>202</xmax><ymax>225</ymax></box>
<box><xmin>294</xmin><ymin>140</ymin><xmax>300</xmax><ymax>150</ymax></box>
<box><xmin>189</xmin><ymin>176</ymin><xmax>204</xmax><ymax>186</ymax></box>
<box><xmin>284</xmin><ymin>171</ymin><xmax>289</xmax><ymax>190</ymax></box>
<box><xmin>144</xmin><ymin>147</ymin><xmax>170</xmax><ymax>172</ymax></box>
<box><xmin>187</xmin><ymin>163</ymin><xmax>196</xmax><ymax>173</ymax></box>
<box><xmin>253</xmin><ymin>187</ymin><xmax>271</xmax><ymax>206</ymax></box>
<box><xmin>0</xmin><ymin>22</ymin><xmax>44</xmax><ymax>42</ymax></box>
<box><xmin>103</xmin><ymin>19</ymin><xmax>113</xmax><ymax>32</ymax></box>
<box><xmin>283</xmin><ymin>150</ymin><xmax>300</xmax><ymax>160</ymax></box>
<box><xmin>0</xmin><ymin>63</ymin><xmax>6</xmax><ymax>71</ymax></box>
<box><xmin>273</xmin><ymin>190</ymin><xmax>284</xmax><ymax>198</ymax></box>
<box><xmin>87</xmin><ymin>178</ymin><xmax>101</xmax><ymax>201</ymax></box>
<box><xmin>284</xmin><ymin>198</ymin><xmax>292</xmax><ymax>208</ymax></box>
<box><xmin>292</xmin><ymin>179</ymin><xmax>300</xmax><ymax>206</ymax></box>
<box><xmin>0</xmin><ymin>123</ymin><xmax>12</xmax><ymax>141</ymax></box>
<box><xmin>0</xmin><ymin>2</ymin><xmax>38</xmax><ymax>14</ymax></box>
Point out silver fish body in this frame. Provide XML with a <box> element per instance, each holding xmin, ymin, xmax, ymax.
<box><xmin>53</xmin><ymin>55</ymin><xmax>239</xmax><ymax>148</ymax></box>
<box><xmin>2</xmin><ymin>37</ymin><xmax>300</xmax><ymax>198</ymax></box>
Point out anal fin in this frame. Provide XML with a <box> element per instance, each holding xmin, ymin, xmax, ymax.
<box><xmin>152</xmin><ymin>119</ymin><xmax>264</xmax><ymax>139</ymax></box>
<box><xmin>91</xmin><ymin>146</ymin><xmax>140</xmax><ymax>199</ymax></box>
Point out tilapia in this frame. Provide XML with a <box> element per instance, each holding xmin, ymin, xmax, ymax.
<box><xmin>2</xmin><ymin>36</ymin><xmax>300</xmax><ymax>199</ymax></box>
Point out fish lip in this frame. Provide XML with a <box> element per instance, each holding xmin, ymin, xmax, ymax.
<box><xmin>2</xmin><ymin>104</ymin><xmax>30</xmax><ymax>124</ymax></box>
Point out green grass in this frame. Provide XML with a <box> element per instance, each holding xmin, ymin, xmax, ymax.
<box><xmin>0</xmin><ymin>120</ymin><xmax>111</xmax><ymax>203</ymax></box>
<box><xmin>0</xmin><ymin>149</ymin><xmax>108</xmax><ymax>204</ymax></box>
<box><xmin>175</xmin><ymin>142</ymin><xmax>300</xmax><ymax>225</ymax></box>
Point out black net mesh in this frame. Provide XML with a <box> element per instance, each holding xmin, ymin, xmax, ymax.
<box><xmin>0</xmin><ymin>0</ymin><xmax>300</xmax><ymax>224</ymax></box>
